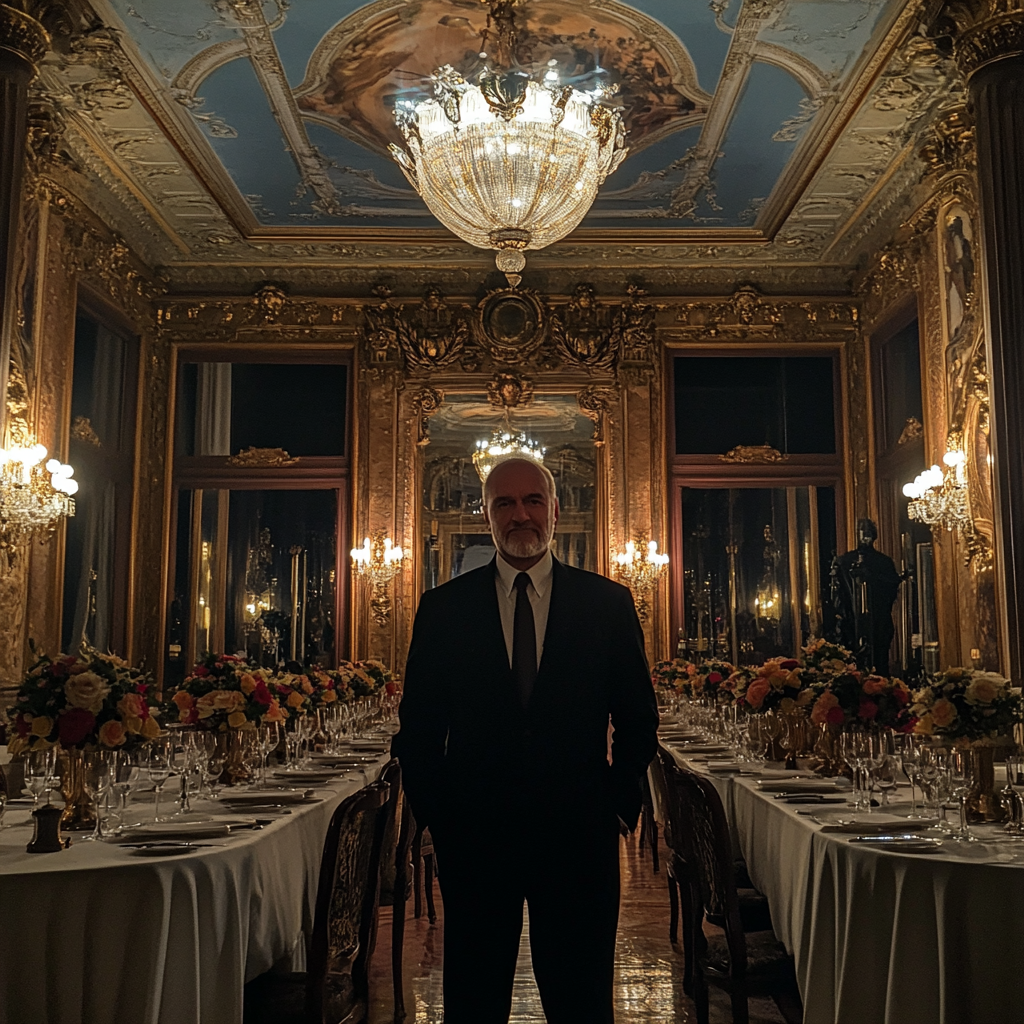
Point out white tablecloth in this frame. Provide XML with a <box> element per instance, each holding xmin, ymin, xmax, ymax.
<box><xmin>664</xmin><ymin>746</ymin><xmax>1024</xmax><ymax>1024</ymax></box>
<box><xmin>0</xmin><ymin>757</ymin><xmax>388</xmax><ymax>1024</ymax></box>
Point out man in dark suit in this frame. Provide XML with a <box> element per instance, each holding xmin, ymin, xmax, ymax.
<box><xmin>392</xmin><ymin>457</ymin><xmax>659</xmax><ymax>1024</ymax></box>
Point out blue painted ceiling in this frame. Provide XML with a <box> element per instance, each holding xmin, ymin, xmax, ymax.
<box><xmin>107</xmin><ymin>0</ymin><xmax>896</xmax><ymax>233</ymax></box>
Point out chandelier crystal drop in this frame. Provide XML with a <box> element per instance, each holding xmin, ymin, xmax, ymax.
<box><xmin>472</xmin><ymin>426</ymin><xmax>545</xmax><ymax>482</ymax></box>
<box><xmin>0</xmin><ymin>440</ymin><xmax>77</xmax><ymax>566</ymax></box>
<box><xmin>389</xmin><ymin>2</ymin><xmax>627</xmax><ymax>286</ymax></box>
<box><xmin>903</xmin><ymin>449</ymin><xmax>972</xmax><ymax>533</ymax></box>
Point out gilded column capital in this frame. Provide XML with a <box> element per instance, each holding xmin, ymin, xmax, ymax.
<box><xmin>919</xmin><ymin>104</ymin><xmax>976</xmax><ymax>178</ymax></box>
<box><xmin>0</xmin><ymin>4</ymin><xmax>49</xmax><ymax>71</ymax></box>
<box><xmin>943</xmin><ymin>0</ymin><xmax>1024</xmax><ymax>79</ymax></box>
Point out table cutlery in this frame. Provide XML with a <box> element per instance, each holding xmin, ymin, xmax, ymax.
<box><xmin>776</xmin><ymin>794</ymin><xmax>849</xmax><ymax>804</ymax></box>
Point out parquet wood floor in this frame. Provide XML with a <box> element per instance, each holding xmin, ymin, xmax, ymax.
<box><xmin>367</xmin><ymin>833</ymin><xmax>787</xmax><ymax>1023</ymax></box>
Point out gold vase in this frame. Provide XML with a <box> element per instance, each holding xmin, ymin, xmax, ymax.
<box><xmin>218</xmin><ymin>729</ymin><xmax>254</xmax><ymax>786</ymax></box>
<box><xmin>967</xmin><ymin>745</ymin><xmax>1008</xmax><ymax>824</ymax></box>
<box><xmin>59</xmin><ymin>748</ymin><xmax>97</xmax><ymax>832</ymax></box>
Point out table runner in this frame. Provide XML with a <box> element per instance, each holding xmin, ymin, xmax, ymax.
<box><xmin>0</xmin><ymin>757</ymin><xmax>388</xmax><ymax>1024</ymax></box>
<box><xmin>664</xmin><ymin>745</ymin><xmax>1024</xmax><ymax>1024</ymax></box>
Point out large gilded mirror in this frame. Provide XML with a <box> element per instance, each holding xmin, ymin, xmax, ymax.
<box><xmin>419</xmin><ymin>393</ymin><xmax>600</xmax><ymax>590</ymax></box>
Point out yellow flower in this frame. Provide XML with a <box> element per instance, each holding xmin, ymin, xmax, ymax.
<box><xmin>301</xmin><ymin>679</ymin><xmax>313</xmax><ymax>695</ymax></box>
<box><xmin>965</xmin><ymin>672</ymin><xmax>1006</xmax><ymax>705</ymax></box>
<box><xmin>123</xmin><ymin>716</ymin><xmax>143</xmax><ymax>735</ymax></box>
<box><xmin>796</xmin><ymin>688</ymin><xmax>815</xmax><ymax>707</ymax></box>
<box><xmin>914</xmin><ymin>712</ymin><xmax>935</xmax><ymax>736</ymax></box>
<box><xmin>140</xmin><ymin>715</ymin><xmax>162</xmax><ymax>740</ymax></box>
<box><xmin>321</xmin><ymin>688</ymin><xmax>337</xmax><ymax>703</ymax></box>
<box><xmin>287</xmin><ymin>690</ymin><xmax>305</xmax><ymax>709</ymax></box>
<box><xmin>239</xmin><ymin>673</ymin><xmax>256</xmax><ymax>695</ymax></box>
<box><xmin>931</xmin><ymin>698</ymin><xmax>958</xmax><ymax>728</ymax></box>
<box><xmin>227</xmin><ymin>711</ymin><xmax>248</xmax><ymax>729</ymax></box>
<box><xmin>30</xmin><ymin>716</ymin><xmax>53</xmax><ymax>738</ymax></box>
<box><xmin>7</xmin><ymin>736</ymin><xmax>28</xmax><ymax>757</ymax></box>
<box><xmin>98</xmin><ymin>720</ymin><xmax>126</xmax><ymax>747</ymax></box>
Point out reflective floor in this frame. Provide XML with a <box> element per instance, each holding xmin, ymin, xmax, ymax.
<box><xmin>368</xmin><ymin>833</ymin><xmax>787</xmax><ymax>1023</ymax></box>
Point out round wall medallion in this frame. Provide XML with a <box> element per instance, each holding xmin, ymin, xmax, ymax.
<box><xmin>474</xmin><ymin>289</ymin><xmax>546</xmax><ymax>364</ymax></box>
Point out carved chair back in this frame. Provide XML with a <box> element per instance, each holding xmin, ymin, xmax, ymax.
<box><xmin>305</xmin><ymin>779</ymin><xmax>390</xmax><ymax>1023</ymax></box>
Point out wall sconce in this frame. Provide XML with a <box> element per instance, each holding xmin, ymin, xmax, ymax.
<box><xmin>903</xmin><ymin>448</ymin><xmax>972</xmax><ymax>533</ymax></box>
<box><xmin>612</xmin><ymin>533</ymin><xmax>669</xmax><ymax>623</ymax></box>
<box><xmin>351</xmin><ymin>531</ymin><xmax>404</xmax><ymax>626</ymax></box>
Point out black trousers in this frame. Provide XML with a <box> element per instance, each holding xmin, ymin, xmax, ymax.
<box><xmin>432</xmin><ymin>812</ymin><xmax>621</xmax><ymax>1024</ymax></box>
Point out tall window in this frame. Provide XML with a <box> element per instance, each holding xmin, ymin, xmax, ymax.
<box><xmin>670</xmin><ymin>353</ymin><xmax>843</xmax><ymax>663</ymax></box>
<box><xmin>167</xmin><ymin>357</ymin><xmax>349</xmax><ymax>686</ymax></box>
<box><xmin>62</xmin><ymin>313</ymin><xmax>137</xmax><ymax>656</ymax></box>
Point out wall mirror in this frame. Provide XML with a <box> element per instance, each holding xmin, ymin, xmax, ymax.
<box><xmin>419</xmin><ymin>393</ymin><xmax>600</xmax><ymax>591</ymax></box>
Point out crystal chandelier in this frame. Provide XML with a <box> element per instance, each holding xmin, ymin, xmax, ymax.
<box><xmin>351</xmin><ymin>531</ymin><xmax>404</xmax><ymax>626</ymax></box>
<box><xmin>903</xmin><ymin>449</ymin><xmax>972</xmax><ymax>532</ymax></box>
<box><xmin>612</xmin><ymin>534</ymin><xmax>669</xmax><ymax>623</ymax></box>
<box><xmin>472</xmin><ymin>426</ymin><xmax>545</xmax><ymax>482</ymax></box>
<box><xmin>389</xmin><ymin>0</ymin><xmax>627</xmax><ymax>286</ymax></box>
<box><xmin>0</xmin><ymin>440</ymin><xmax>76</xmax><ymax>567</ymax></box>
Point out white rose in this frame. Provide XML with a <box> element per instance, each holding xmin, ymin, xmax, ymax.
<box><xmin>64</xmin><ymin>671</ymin><xmax>110</xmax><ymax>713</ymax></box>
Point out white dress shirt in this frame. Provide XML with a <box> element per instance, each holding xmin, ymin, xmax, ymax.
<box><xmin>494</xmin><ymin>550</ymin><xmax>553</xmax><ymax>670</ymax></box>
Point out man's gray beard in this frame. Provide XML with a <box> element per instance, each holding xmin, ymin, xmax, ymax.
<box><xmin>496</xmin><ymin>528</ymin><xmax>552</xmax><ymax>560</ymax></box>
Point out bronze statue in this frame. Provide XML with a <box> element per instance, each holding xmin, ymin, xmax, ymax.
<box><xmin>830</xmin><ymin>519</ymin><xmax>903</xmax><ymax>674</ymax></box>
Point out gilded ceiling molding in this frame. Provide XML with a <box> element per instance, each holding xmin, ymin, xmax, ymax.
<box><xmin>0</xmin><ymin>4</ymin><xmax>50</xmax><ymax>69</ymax></box>
<box><xmin>942</xmin><ymin>0</ymin><xmax>1024</xmax><ymax>79</ymax></box>
<box><xmin>919</xmin><ymin>105</ymin><xmax>976</xmax><ymax>179</ymax></box>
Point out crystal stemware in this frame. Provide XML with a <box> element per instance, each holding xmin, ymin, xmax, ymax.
<box><xmin>947</xmin><ymin>750</ymin><xmax>975</xmax><ymax>842</ymax></box>
<box><xmin>147</xmin><ymin>739</ymin><xmax>172</xmax><ymax>822</ymax></box>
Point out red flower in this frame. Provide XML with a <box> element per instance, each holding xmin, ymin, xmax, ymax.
<box><xmin>898</xmin><ymin>717</ymin><xmax>918</xmax><ymax>733</ymax></box>
<box><xmin>252</xmin><ymin>681</ymin><xmax>273</xmax><ymax>707</ymax></box>
<box><xmin>136</xmin><ymin>683</ymin><xmax>148</xmax><ymax>694</ymax></box>
<box><xmin>825</xmin><ymin>706</ymin><xmax>845</xmax><ymax>725</ymax></box>
<box><xmin>193</xmin><ymin>666</ymin><xmax>210</xmax><ymax>677</ymax></box>
<box><xmin>14</xmin><ymin>714</ymin><xmax>29</xmax><ymax>738</ymax></box>
<box><xmin>51</xmin><ymin>660</ymin><xmax>71</xmax><ymax>678</ymax></box>
<box><xmin>184</xmin><ymin>707</ymin><xmax>198</xmax><ymax>726</ymax></box>
<box><xmin>858</xmin><ymin>700</ymin><xmax>879</xmax><ymax>721</ymax></box>
<box><xmin>58</xmin><ymin>708</ymin><xmax>96</xmax><ymax>747</ymax></box>
<box><xmin>708</xmin><ymin>672</ymin><xmax>722</xmax><ymax>684</ymax></box>
<box><xmin>780</xmin><ymin>659</ymin><xmax>799</xmax><ymax>670</ymax></box>
<box><xmin>385</xmin><ymin>681</ymin><xmax>398</xmax><ymax>696</ymax></box>
<box><xmin>894</xmin><ymin>688</ymin><xmax>909</xmax><ymax>705</ymax></box>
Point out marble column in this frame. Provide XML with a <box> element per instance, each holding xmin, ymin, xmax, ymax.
<box><xmin>0</xmin><ymin>4</ymin><xmax>47</xmax><ymax>437</ymax></box>
<box><xmin>949</xmin><ymin>0</ymin><xmax>1024</xmax><ymax>676</ymax></box>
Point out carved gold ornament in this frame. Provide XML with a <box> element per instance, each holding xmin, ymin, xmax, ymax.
<box><xmin>0</xmin><ymin>5</ymin><xmax>50</xmax><ymax>69</ymax></box>
<box><xmin>897</xmin><ymin>417</ymin><xmax>924</xmax><ymax>446</ymax></box>
<box><xmin>227</xmin><ymin>447</ymin><xmax>298</xmax><ymax>467</ymax></box>
<box><xmin>71</xmin><ymin>416</ymin><xmax>101</xmax><ymax>447</ymax></box>
<box><xmin>719</xmin><ymin>445</ymin><xmax>788</xmax><ymax>464</ymax></box>
<box><xmin>412</xmin><ymin>386</ymin><xmax>444</xmax><ymax>446</ymax></box>
<box><xmin>487</xmin><ymin>373</ymin><xmax>534</xmax><ymax>410</ymax></box>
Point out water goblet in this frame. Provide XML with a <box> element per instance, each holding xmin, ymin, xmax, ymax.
<box><xmin>258</xmin><ymin>723</ymin><xmax>280</xmax><ymax>786</ymax></box>
<box><xmin>111</xmin><ymin>751</ymin><xmax>141</xmax><ymax>832</ymax></box>
<box><xmin>81</xmin><ymin>753</ymin><xmax>114</xmax><ymax>841</ymax></box>
<box><xmin>147</xmin><ymin>739</ymin><xmax>173</xmax><ymax>822</ymax></box>
<box><xmin>947</xmin><ymin>750</ymin><xmax>975</xmax><ymax>842</ymax></box>
<box><xmin>898</xmin><ymin>734</ymin><xmax>924</xmax><ymax>817</ymax></box>
<box><xmin>24</xmin><ymin>750</ymin><xmax>51</xmax><ymax>810</ymax></box>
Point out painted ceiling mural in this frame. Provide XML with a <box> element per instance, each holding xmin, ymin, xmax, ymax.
<box><xmin>98</xmin><ymin>0</ymin><xmax>896</xmax><ymax>232</ymax></box>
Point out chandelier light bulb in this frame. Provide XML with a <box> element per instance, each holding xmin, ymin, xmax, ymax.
<box><xmin>904</xmin><ymin>454</ymin><xmax>972</xmax><ymax>533</ymax></box>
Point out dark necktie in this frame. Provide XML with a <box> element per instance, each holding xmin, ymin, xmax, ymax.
<box><xmin>511</xmin><ymin>571</ymin><xmax>537</xmax><ymax>709</ymax></box>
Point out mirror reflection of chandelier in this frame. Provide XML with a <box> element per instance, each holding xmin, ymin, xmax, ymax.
<box><xmin>903</xmin><ymin>448</ymin><xmax>972</xmax><ymax>533</ymax></box>
<box><xmin>472</xmin><ymin>420</ymin><xmax>545</xmax><ymax>482</ymax></box>
<box><xmin>388</xmin><ymin>0</ymin><xmax>628</xmax><ymax>286</ymax></box>
<box><xmin>0</xmin><ymin>440</ymin><xmax>77</xmax><ymax>567</ymax></box>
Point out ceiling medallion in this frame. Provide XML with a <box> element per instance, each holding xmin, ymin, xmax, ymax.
<box><xmin>388</xmin><ymin>0</ymin><xmax>627</xmax><ymax>287</ymax></box>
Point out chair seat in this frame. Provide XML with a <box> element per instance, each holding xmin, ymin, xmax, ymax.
<box><xmin>701</xmin><ymin>929</ymin><xmax>796</xmax><ymax>987</ymax></box>
<box><xmin>707</xmin><ymin>887</ymin><xmax>773</xmax><ymax>933</ymax></box>
<box><xmin>243</xmin><ymin>971</ymin><xmax>306</xmax><ymax>1024</ymax></box>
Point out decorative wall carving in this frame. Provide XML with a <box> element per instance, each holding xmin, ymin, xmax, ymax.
<box><xmin>942</xmin><ymin>0</ymin><xmax>1024</xmax><ymax>80</ymax></box>
<box><xmin>226</xmin><ymin>447</ymin><xmax>298</xmax><ymax>468</ymax></box>
<box><xmin>576</xmin><ymin>386</ymin><xmax>617</xmax><ymax>447</ymax></box>
<box><xmin>474</xmin><ymin>289</ymin><xmax>547</xmax><ymax>367</ymax></box>
<box><xmin>487</xmin><ymin>373</ymin><xmax>534</xmax><ymax>410</ymax></box>
<box><xmin>396</xmin><ymin>287</ymin><xmax>468</xmax><ymax>370</ymax></box>
<box><xmin>551</xmin><ymin>284</ymin><xmax>616</xmax><ymax>372</ymax></box>
<box><xmin>719</xmin><ymin>444</ymin><xmax>788</xmax><ymax>464</ymax></box>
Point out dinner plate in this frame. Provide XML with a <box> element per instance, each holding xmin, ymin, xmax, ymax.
<box><xmin>675</xmin><ymin>744</ymin><xmax>730</xmax><ymax>754</ymax></box>
<box><xmin>848</xmin><ymin>836</ymin><xmax>943</xmax><ymax>853</ymax></box>
<box><xmin>757</xmin><ymin>778</ymin><xmax>851</xmax><ymax>793</ymax></box>
<box><xmin>113</xmin><ymin>822</ymin><xmax>233</xmax><ymax>842</ymax></box>
<box><xmin>126</xmin><ymin>842</ymin><xmax>208</xmax><ymax>856</ymax></box>
<box><xmin>818</xmin><ymin>817</ymin><xmax>939</xmax><ymax>835</ymax></box>
<box><xmin>219</xmin><ymin>788</ymin><xmax>316</xmax><ymax>804</ymax></box>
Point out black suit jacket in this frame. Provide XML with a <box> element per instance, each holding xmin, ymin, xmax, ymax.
<box><xmin>392</xmin><ymin>557</ymin><xmax>659</xmax><ymax>834</ymax></box>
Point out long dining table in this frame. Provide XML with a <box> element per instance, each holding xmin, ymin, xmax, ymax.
<box><xmin>0</xmin><ymin>751</ymin><xmax>390</xmax><ymax>1024</ymax></box>
<box><xmin>664</xmin><ymin>741</ymin><xmax>1024</xmax><ymax>1024</ymax></box>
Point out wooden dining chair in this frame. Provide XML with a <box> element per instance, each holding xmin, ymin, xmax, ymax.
<box><xmin>638</xmin><ymin>769</ymin><xmax>660</xmax><ymax>873</ymax></box>
<box><xmin>243</xmin><ymin>779</ymin><xmax>390</xmax><ymax>1024</ymax></box>
<box><xmin>411</xmin><ymin>823</ymin><xmax>437</xmax><ymax>924</ymax></box>
<box><xmin>375</xmin><ymin>759</ymin><xmax>415</xmax><ymax>1021</ymax></box>
<box><xmin>663</xmin><ymin>760</ymin><xmax>802</xmax><ymax>1024</ymax></box>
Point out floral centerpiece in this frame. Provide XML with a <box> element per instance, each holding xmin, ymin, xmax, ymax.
<box><xmin>8</xmin><ymin>647</ymin><xmax>161</xmax><ymax>755</ymax></box>
<box><xmin>907</xmin><ymin>668</ymin><xmax>1023</xmax><ymax>744</ymax></box>
<box><xmin>354</xmin><ymin>658</ymin><xmax>400</xmax><ymax>696</ymax></box>
<box><xmin>651</xmin><ymin>658</ymin><xmax>694</xmax><ymax>699</ymax></box>
<box><xmin>169</xmin><ymin>654</ymin><xmax>289</xmax><ymax>730</ymax></box>
<box><xmin>732</xmin><ymin>657</ymin><xmax>813</xmax><ymax>714</ymax></box>
<box><xmin>687</xmin><ymin>659</ymin><xmax>737</xmax><ymax>702</ymax></box>
<box><xmin>809</xmin><ymin>670</ymin><xmax>912</xmax><ymax>729</ymax></box>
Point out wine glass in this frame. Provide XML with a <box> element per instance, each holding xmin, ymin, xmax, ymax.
<box><xmin>81</xmin><ymin>752</ymin><xmax>114</xmax><ymax>841</ymax></box>
<box><xmin>258</xmin><ymin>723</ymin><xmax>280</xmax><ymax>787</ymax></box>
<box><xmin>898</xmin><ymin>734</ymin><xmax>924</xmax><ymax>818</ymax></box>
<box><xmin>874</xmin><ymin>754</ymin><xmax>899</xmax><ymax>808</ymax></box>
<box><xmin>918</xmin><ymin>748</ymin><xmax>944</xmax><ymax>820</ymax></box>
<box><xmin>947</xmin><ymin>750</ymin><xmax>975</xmax><ymax>842</ymax></box>
<box><xmin>24</xmin><ymin>750</ymin><xmax>51</xmax><ymax>810</ymax></box>
<box><xmin>146</xmin><ymin>739</ymin><xmax>172</xmax><ymax>822</ymax></box>
<box><xmin>111</xmin><ymin>751</ymin><xmax>141</xmax><ymax>832</ymax></box>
